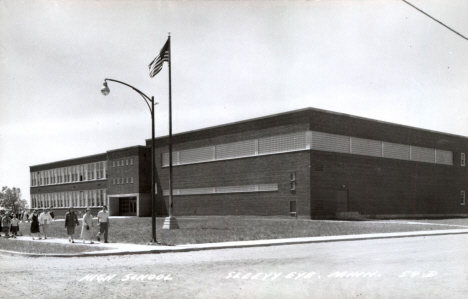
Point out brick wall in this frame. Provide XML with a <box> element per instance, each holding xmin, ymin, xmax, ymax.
<box><xmin>310</xmin><ymin>150</ymin><xmax>468</xmax><ymax>218</ymax></box>
<box><xmin>155</xmin><ymin>151</ymin><xmax>310</xmax><ymax>217</ymax></box>
<box><xmin>107</xmin><ymin>146</ymin><xmax>151</xmax><ymax>195</ymax></box>
<box><xmin>308</xmin><ymin>108</ymin><xmax>468</xmax><ymax>218</ymax></box>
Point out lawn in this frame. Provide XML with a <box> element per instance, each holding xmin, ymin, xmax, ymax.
<box><xmin>9</xmin><ymin>216</ymin><xmax>468</xmax><ymax>246</ymax></box>
<box><xmin>0</xmin><ymin>238</ymin><xmax>110</xmax><ymax>254</ymax></box>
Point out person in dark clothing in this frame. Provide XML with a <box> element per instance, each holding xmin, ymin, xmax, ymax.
<box><xmin>1</xmin><ymin>212</ymin><xmax>11</xmax><ymax>238</ymax></box>
<box><xmin>64</xmin><ymin>207</ymin><xmax>80</xmax><ymax>243</ymax></box>
<box><xmin>49</xmin><ymin>207</ymin><xmax>55</xmax><ymax>219</ymax></box>
<box><xmin>29</xmin><ymin>210</ymin><xmax>41</xmax><ymax>240</ymax></box>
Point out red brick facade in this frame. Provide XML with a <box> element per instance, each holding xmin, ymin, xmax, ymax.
<box><xmin>30</xmin><ymin>108</ymin><xmax>468</xmax><ymax>219</ymax></box>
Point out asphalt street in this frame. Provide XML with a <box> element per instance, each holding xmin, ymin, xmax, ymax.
<box><xmin>1</xmin><ymin>234</ymin><xmax>467</xmax><ymax>299</ymax></box>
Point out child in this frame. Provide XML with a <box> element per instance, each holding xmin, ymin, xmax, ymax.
<box><xmin>10</xmin><ymin>214</ymin><xmax>19</xmax><ymax>238</ymax></box>
<box><xmin>1</xmin><ymin>212</ymin><xmax>11</xmax><ymax>238</ymax></box>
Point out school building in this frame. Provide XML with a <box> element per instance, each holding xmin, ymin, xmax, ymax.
<box><xmin>30</xmin><ymin>108</ymin><xmax>468</xmax><ymax>219</ymax></box>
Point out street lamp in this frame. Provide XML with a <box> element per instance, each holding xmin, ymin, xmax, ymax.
<box><xmin>101</xmin><ymin>78</ymin><xmax>159</xmax><ymax>244</ymax></box>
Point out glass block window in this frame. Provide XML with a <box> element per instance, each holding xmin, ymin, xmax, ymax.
<box><xmin>259</xmin><ymin>132</ymin><xmax>307</xmax><ymax>155</ymax></box>
<box><xmin>383</xmin><ymin>142</ymin><xmax>410</xmax><ymax>160</ymax></box>
<box><xmin>435</xmin><ymin>150</ymin><xmax>453</xmax><ymax>165</ymax></box>
<box><xmin>216</xmin><ymin>185</ymin><xmax>257</xmax><ymax>193</ymax></box>
<box><xmin>351</xmin><ymin>137</ymin><xmax>382</xmax><ymax>157</ymax></box>
<box><xmin>179</xmin><ymin>146</ymin><xmax>215</xmax><ymax>165</ymax></box>
<box><xmin>162</xmin><ymin>152</ymin><xmax>181</xmax><ymax>167</ymax></box>
<box><xmin>163</xmin><ymin>183</ymin><xmax>278</xmax><ymax>196</ymax></box>
<box><xmin>215</xmin><ymin>140</ymin><xmax>256</xmax><ymax>160</ymax></box>
<box><xmin>180</xmin><ymin>187</ymin><xmax>215</xmax><ymax>195</ymax></box>
<box><xmin>258</xmin><ymin>183</ymin><xmax>279</xmax><ymax>191</ymax></box>
<box><xmin>312</xmin><ymin>131</ymin><xmax>350</xmax><ymax>154</ymax></box>
<box><xmin>411</xmin><ymin>146</ymin><xmax>435</xmax><ymax>163</ymax></box>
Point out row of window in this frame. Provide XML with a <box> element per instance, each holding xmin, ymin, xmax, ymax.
<box><xmin>161</xmin><ymin>183</ymin><xmax>278</xmax><ymax>196</ymax></box>
<box><xmin>31</xmin><ymin>161</ymin><xmax>108</xmax><ymax>187</ymax></box>
<box><xmin>162</xmin><ymin>131</ymin><xmax>459</xmax><ymax>167</ymax></box>
<box><xmin>31</xmin><ymin>189</ymin><xmax>107</xmax><ymax>209</ymax></box>
<box><xmin>112</xmin><ymin>158</ymin><xmax>134</xmax><ymax>167</ymax></box>
<box><xmin>112</xmin><ymin>177</ymin><xmax>134</xmax><ymax>185</ymax></box>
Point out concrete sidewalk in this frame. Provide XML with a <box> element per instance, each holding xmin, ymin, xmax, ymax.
<box><xmin>2</xmin><ymin>228</ymin><xmax>468</xmax><ymax>257</ymax></box>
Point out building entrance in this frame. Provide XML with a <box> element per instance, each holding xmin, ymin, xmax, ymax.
<box><xmin>119</xmin><ymin>197</ymin><xmax>137</xmax><ymax>216</ymax></box>
<box><xmin>336</xmin><ymin>189</ymin><xmax>349</xmax><ymax>213</ymax></box>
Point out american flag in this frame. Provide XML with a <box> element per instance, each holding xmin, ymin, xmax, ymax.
<box><xmin>148</xmin><ymin>39</ymin><xmax>169</xmax><ymax>78</ymax></box>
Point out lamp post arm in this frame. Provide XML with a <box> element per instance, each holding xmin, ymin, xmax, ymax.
<box><xmin>105</xmin><ymin>78</ymin><xmax>155</xmax><ymax>112</ymax></box>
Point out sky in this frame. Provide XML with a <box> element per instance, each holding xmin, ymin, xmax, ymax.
<box><xmin>1</xmin><ymin>0</ymin><xmax>467</xmax><ymax>205</ymax></box>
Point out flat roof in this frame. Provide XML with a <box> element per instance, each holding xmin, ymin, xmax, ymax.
<box><xmin>106</xmin><ymin>145</ymin><xmax>148</xmax><ymax>154</ymax></box>
<box><xmin>30</xmin><ymin>145</ymin><xmax>149</xmax><ymax>168</ymax></box>
<box><xmin>146</xmin><ymin>107</ymin><xmax>468</xmax><ymax>142</ymax></box>
<box><xmin>30</xmin><ymin>152</ymin><xmax>107</xmax><ymax>168</ymax></box>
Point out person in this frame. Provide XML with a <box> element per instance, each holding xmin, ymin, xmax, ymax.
<box><xmin>81</xmin><ymin>208</ymin><xmax>95</xmax><ymax>244</ymax></box>
<box><xmin>0</xmin><ymin>210</ymin><xmax>3</xmax><ymax>236</ymax></box>
<box><xmin>1</xmin><ymin>211</ymin><xmax>11</xmax><ymax>238</ymax></box>
<box><xmin>29</xmin><ymin>210</ymin><xmax>41</xmax><ymax>240</ymax></box>
<box><xmin>21</xmin><ymin>210</ymin><xmax>29</xmax><ymax>223</ymax></box>
<box><xmin>96</xmin><ymin>205</ymin><xmax>110</xmax><ymax>243</ymax></box>
<box><xmin>49</xmin><ymin>207</ymin><xmax>55</xmax><ymax>220</ymax></box>
<box><xmin>64</xmin><ymin>207</ymin><xmax>80</xmax><ymax>243</ymax></box>
<box><xmin>10</xmin><ymin>214</ymin><xmax>19</xmax><ymax>238</ymax></box>
<box><xmin>38</xmin><ymin>208</ymin><xmax>53</xmax><ymax>239</ymax></box>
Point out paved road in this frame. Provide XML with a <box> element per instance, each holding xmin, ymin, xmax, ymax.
<box><xmin>1</xmin><ymin>234</ymin><xmax>467</xmax><ymax>299</ymax></box>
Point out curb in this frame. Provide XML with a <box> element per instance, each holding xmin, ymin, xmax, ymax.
<box><xmin>2</xmin><ymin>229</ymin><xmax>468</xmax><ymax>258</ymax></box>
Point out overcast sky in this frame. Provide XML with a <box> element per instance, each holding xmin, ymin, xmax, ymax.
<box><xmin>1</xmin><ymin>0</ymin><xmax>467</xmax><ymax>204</ymax></box>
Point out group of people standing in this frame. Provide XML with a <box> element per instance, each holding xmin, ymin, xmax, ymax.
<box><xmin>28</xmin><ymin>208</ymin><xmax>54</xmax><ymax>240</ymax></box>
<box><xmin>1</xmin><ymin>211</ymin><xmax>21</xmax><ymax>238</ymax></box>
<box><xmin>62</xmin><ymin>205</ymin><xmax>110</xmax><ymax>244</ymax></box>
<box><xmin>4</xmin><ymin>205</ymin><xmax>110</xmax><ymax>244</ymax></box>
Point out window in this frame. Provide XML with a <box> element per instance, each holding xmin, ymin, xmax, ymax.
<box><xmin>290</xmin><ymin>172</ymin><xmax>296</xmax><ymax>191</ymax></box>
<box><xmin>126</xmin><ymin>177</ymin><xmax>128</xmax><ymax>184</ymax></box>
<box><xmin>462</xmin><ymin>191</ymin><xmax>466</xmax><ymax>205</ymax></box>
<box><xmin>97</xmin><ymin>163</ymin><xmax>101</xmax><ymax>179</ymax></box>
<box><xmin>130</xmin><ymin>159</ymin><xmax>133</xmax><ymax>165</ymax></box>
<box><xmin>131</xmin><ymin>177</ymin><xmax>134</xmax><ymax>183</ymax></box>
<box><xmin>112</xmin><ymin>179</ymin><xmax>115</xmax><ymax>185</ymax></box>
<box><xmin>462</xmin><ymin>153</ymin><xmax>465</xmax><ymax>167</ymax></box>
<box><xmin>113</xmin><ymin>161</ymin><xmax>115</xmax><ymax>167</ymax></box>
<box><xmin>117</xmin><ymin>179</ymin><xmax>119</xmax><ymax>185</ymax></box>
<box><xmin>121</xmin><ymin>160</ymin><xmax>124</xmax><ymax>167</ymax></box>
<box><xmin>117</xmin><ymin>161</ymin><xmax>120</xmax><ymax>167</ymax></box>
<box><xmin>290</xmin><ymin>201</ymin><xmax>297</xmax><ymax>216</ymax></box>
<box><xmin>126</xmin><ymin>159</ymin><xmax>129</xmax><ymax>165</ymax></box>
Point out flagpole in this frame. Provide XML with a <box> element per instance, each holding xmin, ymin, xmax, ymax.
<box><xmin>163</xmin><ymin>32</ymin><xmax>179</xmax><ymax>229</ymax></box>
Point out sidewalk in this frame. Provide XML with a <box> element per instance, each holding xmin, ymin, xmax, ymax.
<box><xmin>2</xmin><ymin>228</ymin><xmax>468</xmax><ymax>257</ymax></box>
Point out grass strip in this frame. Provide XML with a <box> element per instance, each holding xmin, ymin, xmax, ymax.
<box><xmin>8</xmin><ymin>216</ymin><xmax>468</xmax><ymax>246</ymax></box>
<box><xmin>0</xmin><ymin>238</ymin><xmax>110</xmax><ymax>254</ymax></box>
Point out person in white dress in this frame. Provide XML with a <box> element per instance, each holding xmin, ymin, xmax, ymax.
<box><xmin>38</xmin><ymin>208</ymin><xmax>54</xmax><ymax>239</ymax></box>
<box><xmin>81</xmin><ymin>208</ymin><xmax>95</xmax><ymax>244</ymax></box>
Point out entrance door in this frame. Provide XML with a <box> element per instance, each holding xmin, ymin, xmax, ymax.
<box><xmin>336</xmin><ymin>190</ymin><xmax>348</xmax><ymax>213</ymax></box>
<box><xmin>119</xmin><ymin>197</ymin><xmax>137</xmax><ymax>216</ymax></box>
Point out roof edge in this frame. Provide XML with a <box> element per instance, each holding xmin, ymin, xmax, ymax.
<box><xmin>146</xmin><ymin>107</ymin><xmax>468</xmax><ymax>142</ymax></box>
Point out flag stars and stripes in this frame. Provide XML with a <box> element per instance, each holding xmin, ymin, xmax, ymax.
<box><xmin>149</xmin><ymin>39</ymin><xmax>169</xmax><ymax>78</ymax></box>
